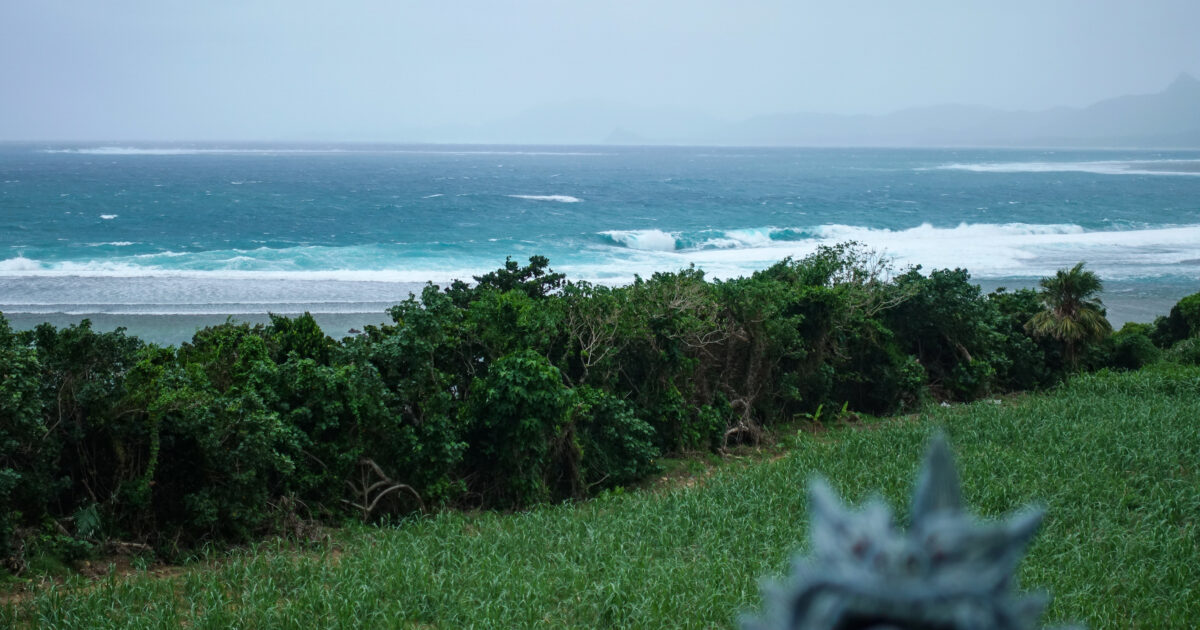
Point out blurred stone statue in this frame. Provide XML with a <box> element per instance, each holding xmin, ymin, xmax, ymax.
<box><xmin>742</xmin><ymin>434</ymin><xmax>1080</xmax><ymax>630</ymax></box>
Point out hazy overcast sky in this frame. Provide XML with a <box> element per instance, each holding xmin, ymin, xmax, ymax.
<box><xmin>2</xmin><ymin>0</ymin><xmax>1198</xmax><ymax>141</ymax></box>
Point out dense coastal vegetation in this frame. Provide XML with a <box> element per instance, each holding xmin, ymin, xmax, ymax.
<box><xmin>2</xmin><ymin>363</ymin><xmax>1197</xmax><ymax>627</ymax></box>
<box><xmin>2</xmin><ymin>245</ymin><xmax>1198</xmax><ymax>584</ymax></box>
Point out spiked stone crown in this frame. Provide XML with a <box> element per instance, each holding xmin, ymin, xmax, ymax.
<box><xmin>743</xmin><ymin>434</ymin><xmax>1080</xmax><ymax>630</ymax></box>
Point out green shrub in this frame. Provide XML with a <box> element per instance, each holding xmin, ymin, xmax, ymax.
<box><xmin>465</xmin><ymin>350</ymin><xmax>573</xmax><ymax>506</ymax></box>
<box><xmin>1165</xmin><ymin>337</ymin><xmax>1200</xmax><ymax>366</ymax></box>
<box><xmin>140</xmin><ymin>323</ymin><xmax>300</xmax><ymax>547</ymax></box>
<box><xmin>988</xmin><ymin>287</ymin><xmax>1063</xmax><ymax>390</ymax></box>
<box><xmin>829</xmin><ymin>320</ymin><xmax>926</xmax><ymax>414</ymax></box>
<box><xmin>0</xmin><ymin>254</ymin><xmax>1150</xmax><ymax>570</ymax></box>
<box><xmin>277</xmin><ymin>345</ymin><xmax>465</xmax><ymax>516</ymax></box>
<box><xmin>22</xmin><ymin>321</ymin><xmax>146</xmax><ymax>545</ymax></box>
<box><xmin>887</xmin><ymin>268</ymin><xmax>1002</xmax><ymax>400</ymax></box>
<box><xmin>0</xmin><ymin>314</ymin><xmax>44</xmax><ymax>566</ymax></box>
<box><xmin>1107</xmin><ymin>323</ymin><xmax>1161</xmax><ymax>370</ymax></box>
<box><xmin>603</xmin><ymin>267</ymin><xmax>722</xmax><ymax>452</ymax></box>
<box><xmin>570</xmin><ymin>386</ymin><xmax>659</xmax><ymax>491</ymax></box>
<box><xmin>268</xmin><ymin>312</ymin><xmax>334</xmax><ymax>365</ymax></box>
<box><xmin>1152</xmin><ymin>291</ymin><xmax>1200</xmax><ymax>347</ymax></box>
<box><xmin>465</xmin><ymin>288</ymin><xmax>561</xmax><ymax>361</ymax></box>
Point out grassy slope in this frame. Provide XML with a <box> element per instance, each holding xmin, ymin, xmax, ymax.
<box><xmin>3</xmin><ymin>365</ymin><xmax>1198</xmax><ymax>629</ymax></box>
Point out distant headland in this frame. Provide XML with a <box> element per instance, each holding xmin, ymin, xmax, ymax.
<box><xmin>420</xmin><ymin>73</ymin><xmax>1200</xmax><ymax>148</ymax></box>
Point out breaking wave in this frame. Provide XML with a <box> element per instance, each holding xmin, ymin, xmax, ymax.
<box><xmin>507</xmin><ymin>194</ymin><xmax>582</xmax><ymax>203</ymax></box>
<box><xmin>587</xmin><ymin>222</ymin><xmax>1200</xmax><ymax>282</ymax></box>
<box><xmin>933</xmin><ymin>159</ymin><xmax>1200</xmax><ymax>176</ymax></box>
<box><xmin>41</xmin><ymin>147</ymin><xmax>350</xmax><ymax>156</ymax></box>
<box><xmin>598</xmin><ymin>223</ymin><xmax>1088</xmax><ymax>253</ymax></box>
<box><xmin>40</xmin><ymin>147</ymin><xmax>608</xmax><ymax>157</ymax></box>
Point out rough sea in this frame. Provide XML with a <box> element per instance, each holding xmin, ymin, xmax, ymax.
<box><xmin>2</xmin><ymin>144</ymin><xmax>1198</xmax><ymax>343</ymax></box>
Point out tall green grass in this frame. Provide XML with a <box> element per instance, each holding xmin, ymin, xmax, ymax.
<box><xmin>4</xmin><ymin>365</ymin><xmax>1198</xmax><ymax>629</ymax></box>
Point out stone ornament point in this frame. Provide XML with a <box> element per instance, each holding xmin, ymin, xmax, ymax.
<box><xmin>743</xmin><ymin>433</ymin><xmax>1080</xmax><ymax>630</ymax></box>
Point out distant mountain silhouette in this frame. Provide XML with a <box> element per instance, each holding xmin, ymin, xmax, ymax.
<box><xmin>697</xmin><ymin>73</ymin><xmax>1200</xmax><ymax>147</ymax></box>
<box><xmin>435</xmin><ymin>74</ymin><xmax>1200</xmax><ymax>147</ymax></box>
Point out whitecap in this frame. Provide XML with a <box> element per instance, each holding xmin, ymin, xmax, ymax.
<box><xmin>599</xmin><ymin>229</ymin><xmax>679</xmax><ymax>251</ymax></box>
<box><xmin>582</xmin><ymin>222</ymin><xmax>1200</xmax><ymax>284</ymax></box>
<box><xmin>931</xmin><ymin>159</ymin><xmax>1200</xmax><ymax>176</ymax></box>
<box><xmin>41</xmin><ymin>147</ymin><xmax>348</xmax><ymax>156</ymax></box>
<box><xmin>0</xmin><ymin>256</ymin><xmax>43</xmax><ymax>272</ymax></box>
<box><xmin>507</xmin><ymin>194</ymin><xmax>582</xmax><ymax>203</ymax></box>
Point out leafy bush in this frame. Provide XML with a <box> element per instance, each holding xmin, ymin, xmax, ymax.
<box><xmin>268</xmin><ymin>312</ymin><xmax>334</xmax><ymax>365</ymax></box>
<box><xmin>464</xmin><ymin>350</ymin><xmax>573</xmax><ymax>506</ymax></box>
<box><xmin>1106</xmin><ymin>323</ymin><xmax>1161</xmax><ymax>370</ymax></box>
<box><xmin>1152</xmin><ymin>291</ymin><xmax>1200</xmax><ymax>347</ymax></box>
<box><xmin>1165</xmin><ymin>337</ymin><xmax>1200</xmax><ymax>366</ymax></box>
<box><xmin>987</xmin><ymin>288</ymin><xmax>1062</xmax><ymax>390</ymax></box>
<box><xmin>829</xmin><ymin>319</ymin><xmax>926</xmax><ymax>414</ymax></box>
<box><xmin>887</xmin><ymin>268</ymin><xmax>1002</xmax><ymax>399</ymax></box>
<box><xmin>22</xmin><ymin>321</ymin><xmax>147</xmax><ymax>543</ymax></box>
<box><xmin>0</xmin><ymin>315</ymin><xmax>44</xmax><ymax>566</ymax></box>
<box><xmin>0</xmin><ymin>254</ymin><xmax>1163</xmax><ymax>572</ymax></box>
<box><xmin>306</xmin><ymin>338</ymin><xmax>466</xmax><ymax>513</ymax></box>
<box><xmin>138</xmin><ymin>323</ymin><xmax>299</xmax><ymax>546</ymax></box>
<box><xmin>603</xmin><ymin>267</ymin><xmax>723</xmax><ymax>451</ymax></box>
<box><xmin>570</xmin><ymin>386</ymin><xmax>659</xmax><ymax>491</ymax></box>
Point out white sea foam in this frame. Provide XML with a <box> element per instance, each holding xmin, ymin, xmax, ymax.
<box><xmin>0</xmin><ymin>256</ymin><xmax>42</xmax><ymax>272</ymax></box>
<box><xmin>507</xmin><ymin>194</ymin><xmax>582</xmax><ymax>203</ymax></box>
<box><xmin>42</xmin><ymin>147</ymin><xmax>350</xmax><ymax>156</ymax></box>
<box><xmin>600</xmin><ymin>229</ymin><xmax>678</xmax><ymax>251</ymax></box>
<box><xmin>40</xmin><ymin>147</ymin><xmax>607</xmax><ymax>157</ymax></box>
<box><xmin>583</xmin><ymin>222</ymin><xmax>1200</xmax><ymax>284</ymax></box>
<box><xmin>602</xmin><ymin>226</ymin><xmax>785</xmax><ymax>252</ymax></box>
<box><xmin>0</xmin><ymin>259</ymin><xmax>482</xmax><ymax>283</ymax></box>
<box><xmin>397</xmin><ymin>150</ymin><xmax>607</xmax><ymax>156</ymax></box>
<box><xmin>422</xmin><ymin>193</ymin><xmax>444</xmax><ymax>198</ymax></box>
<box><xmin>701</xmin><ymin>227</ymin><xmax>776</xmax><ymax>249</ymax></box>
<box><xmin>99</xmin><ymin>214</ymin><xmax>118</xmax><ymax>220</ymax></box>
<box><xmin>3</xmin><ymin>224</ymin><xmax>1199</xmax><ymax>290</ymax></box>
<box><xmin>933</xmin><ymin>160</ymin><xmax>1200</xmax><ymax>176</ymax></box>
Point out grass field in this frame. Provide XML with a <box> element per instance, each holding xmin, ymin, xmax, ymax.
<box><xmin>3</xmin><ymin>365</ymin><xmax>1198</xmax><ymax>629</ymax></box>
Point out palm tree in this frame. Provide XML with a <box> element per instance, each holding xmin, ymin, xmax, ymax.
<box><xmin>1026</xmin><ymin>262</ymin><xmax>1112</xmax><ymax>368</ymax></box>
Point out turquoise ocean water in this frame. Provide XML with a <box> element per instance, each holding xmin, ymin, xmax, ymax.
<box><xmin>2</xmin><ymin>144</ymin><xmax>1198</xmax><ymax>342</ymax></box>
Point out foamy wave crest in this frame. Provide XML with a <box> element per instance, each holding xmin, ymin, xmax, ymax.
<box><xmin>4</xmin><ymin>223</ymin><xmax>1200</xmax><ymax>287</ymax></box>
<box><xmin>601</xmin><ymin>226</ymin><xmax>812</xmax><ymax>252</ymax></box>
<box><xmin>934</xmin><ymin>160</ymin><xmax>1200</xmax><ymax>176</ymax></box>
<box><xmin>0</xmin><ymin>244</ymin><xmax>494</xmax><ymax>283</ymax></box>
<box><xmin>42</xmin><ymin>147</ymin><xmax>350</xmax><ymax>156</ymax></box>
<box><xmin>399</xmin><ymin>150</ymin><xmax>607</xmax><ymax>156</ymax></box>
<box><xmin>583</xmin><ymin>222</ymin><xmax>1200</xmax><ymax>283</ymax></box>
<box><xmin>600</xmin><ymin>229</ymin><xmax>680</xmax><ymax>251</ymax></box>
<box><xmin>683</xmin><ymin>227</ymin><xmax>779</xmax><ymax>249</ymax></box>
<box><xmin>99</xmin><ymin>214</ymin><xmax>118</xmax><ymax>220</ymax></box>
<box><xmin>507</xmin><ymin>194</ymin><xmax>582</xmax><ymax>203</ymax></box>
<box><xmin>0</xmin><ymin>260</ymin><xmax>481</xmax><ymax>283</ymax></box>
<box><xmin>807</xmin><ymin>222</ymin><xmax>1085</xmax><ymax>242</ymax></box>
<box><xmin>42</xmin><ymin>147</ymin><xmax>609</xmax><ymax>157</ymax></box>
<box><xmin>0</xmin><ymin>256</ymin><xmax>43</xmax><ymax>272</ymax></box>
